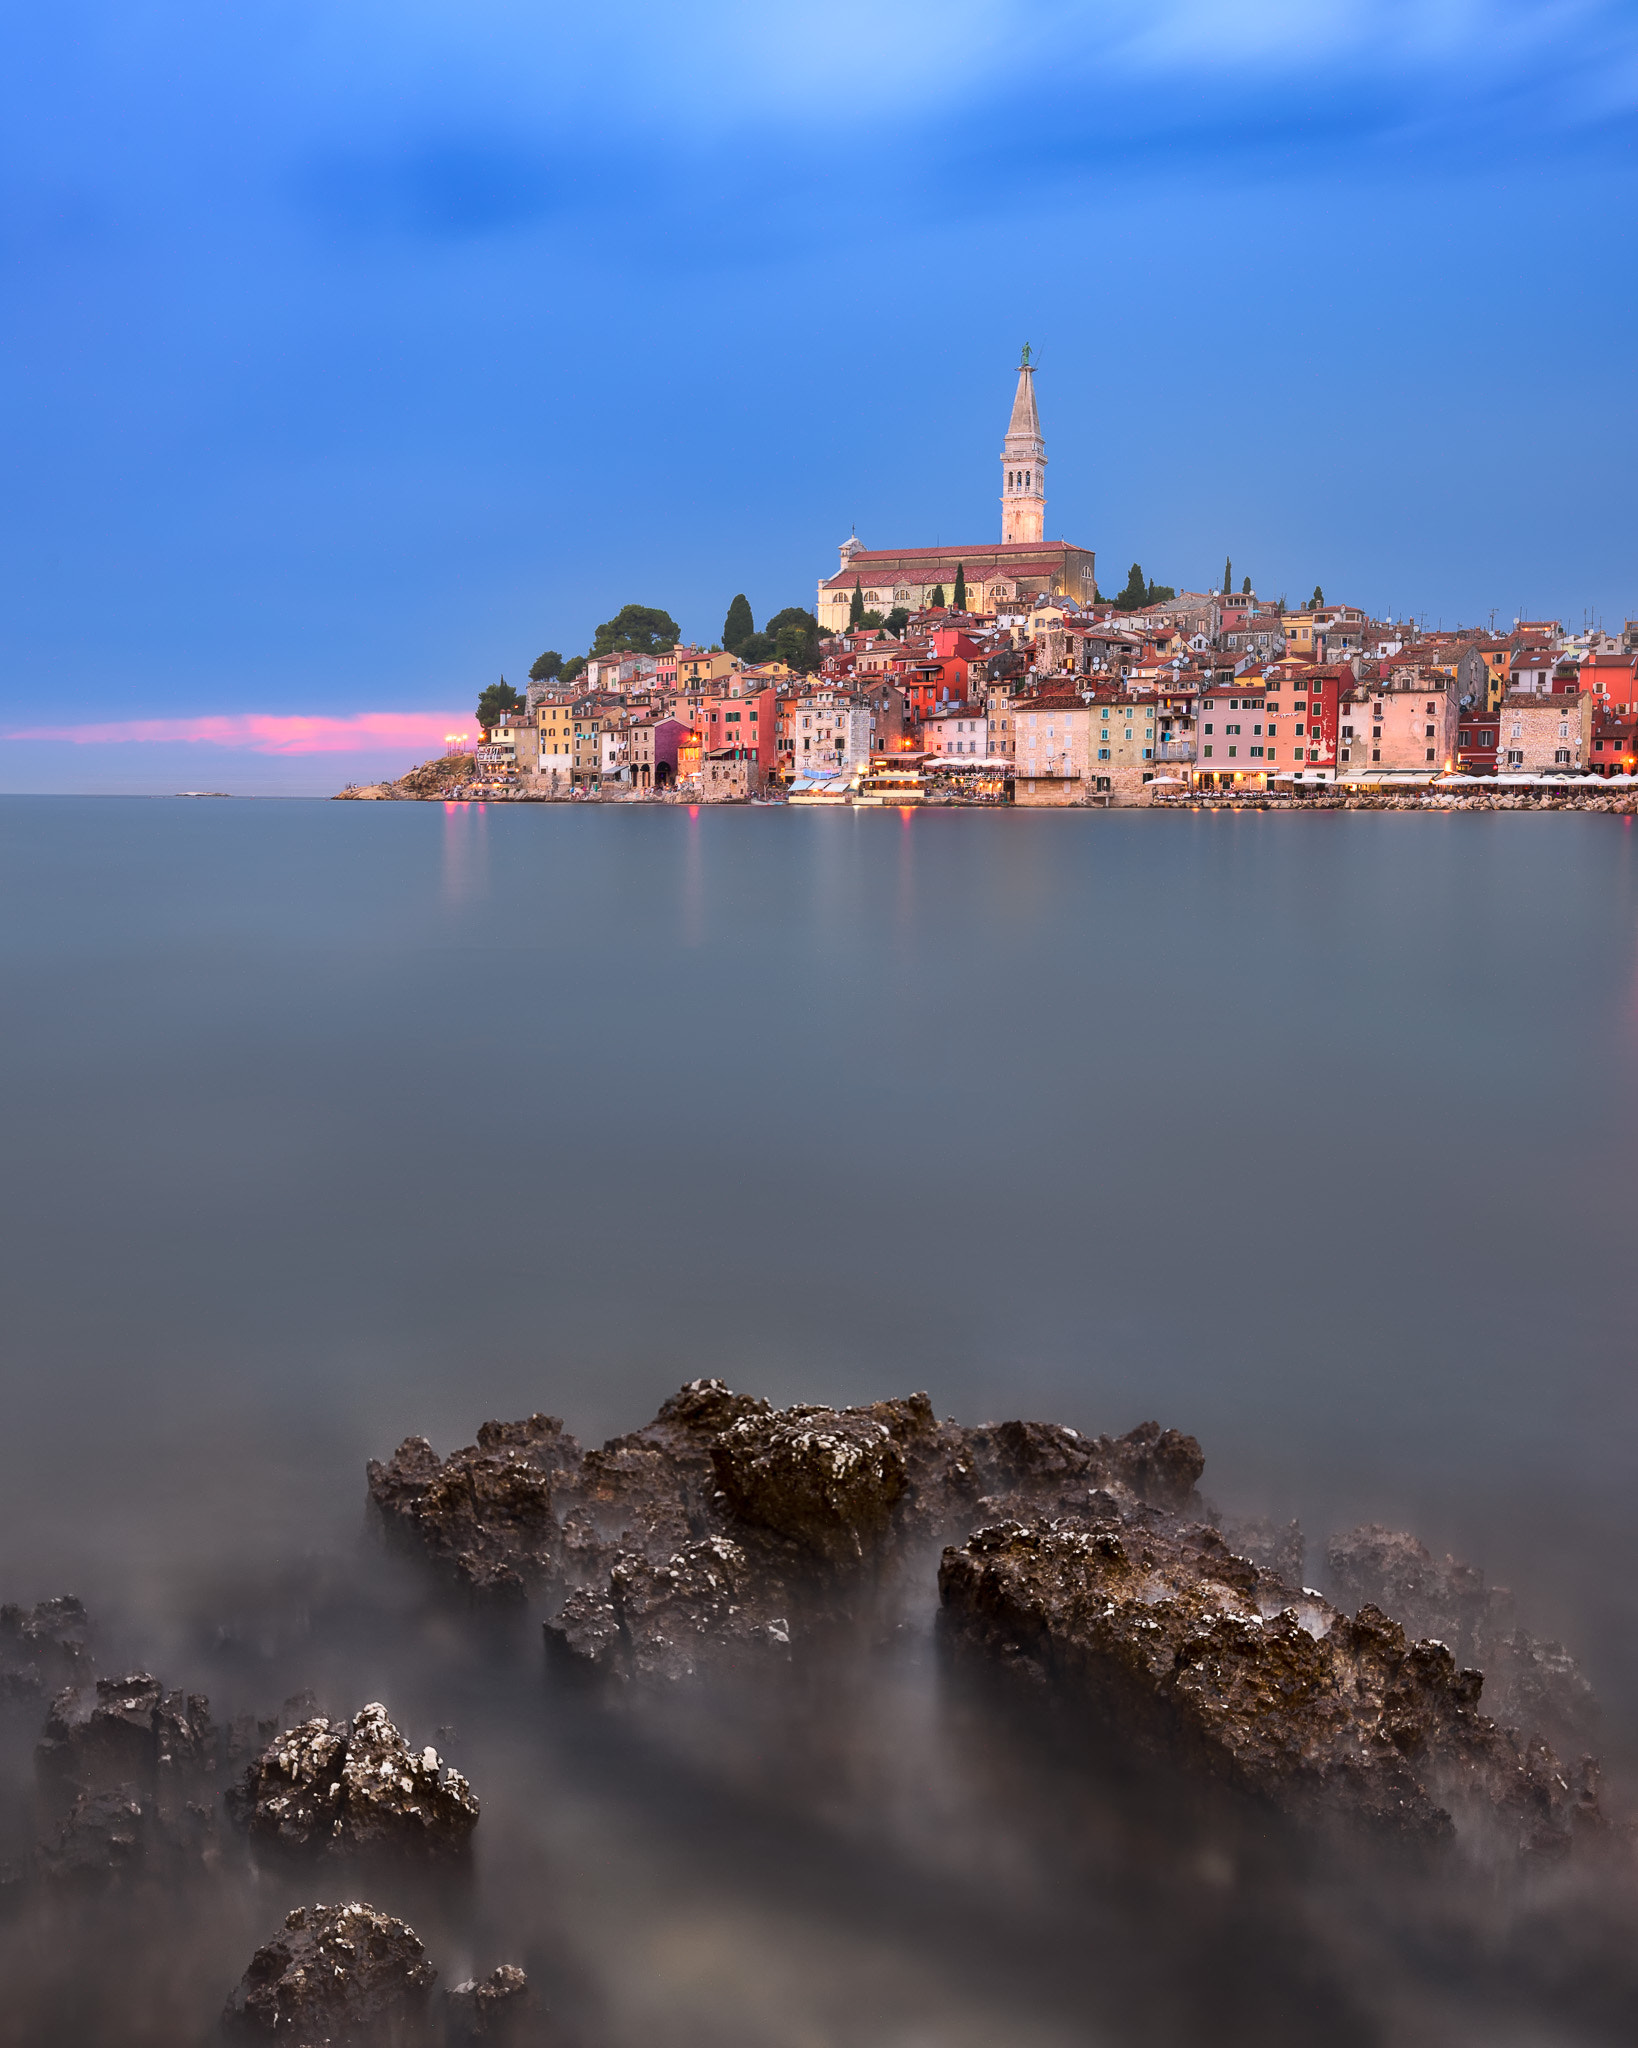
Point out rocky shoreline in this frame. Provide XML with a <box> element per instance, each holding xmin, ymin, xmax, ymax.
<box><xmin>0</xmin><ymin>1379</ymin><xmax>1622</xmax><ymax>2040</ymax></box>
<box><xmin>369</xmin><ymin>1380</ymin><xmax>1604</xmax><ymax>1856</ymax></box>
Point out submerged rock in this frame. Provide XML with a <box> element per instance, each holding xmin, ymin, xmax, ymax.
<box><xmin>0</xmin><ymin>1596</ymin><xmax>91</xmax><ymax>1702</ymax></box>
<box><xmin>231</xmin><ymin>1702</ymin><xmax>478</xmax><ymax>1856</ymax></box>
<box><xmin>938</xmin><ymin>1515</ymin><xmax>1600</xmax><ymax>1854</ymax></box>
<box><xmin>223</xmin><ymin>1901</ymin><xmax>438</xmax><ymax>2040</ymax></box>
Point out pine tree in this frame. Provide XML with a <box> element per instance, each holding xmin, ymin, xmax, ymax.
<box><xmin>930</xmin><ymin>584</ymin><xmax>946</xmax><ymax>608</ymax></box>
<box><xmin>953</xmin><ymin>563</ymin><xmax>967</xmax><ymax>611</ymax></box>
<box><xmin>848</xmin><ymin>578</ymin><xmax>864</xmax><ymax>628</ymax></box>
<box><xmin>1222</xmin><ymin>557</ymin><xmax>1232</xmax><ymax>595</ymax></box>
<box><xmin>722</xmin><ymin>593</ymin><xmax>754</xmax><ymax>654</ymax></box>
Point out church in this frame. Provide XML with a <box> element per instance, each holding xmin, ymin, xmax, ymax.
<box><xmin>816</xmin><ymin>353</ymin><xmax>1096</xmax><ymax>632</ymax></box>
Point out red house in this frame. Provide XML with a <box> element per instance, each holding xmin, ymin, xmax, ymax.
<box><xmin>697</xmin><ymin>685</ymin><xmax>776</xmax><ymax>769</ymax></box>
<box><xmin>1590</xmin><ymin>710</ymin><xmax>1638</xmax><ymax>776</ymax></box>
<box><xmin>1457</xmin><ymin>712</ymin><xmax>1499</xmax><ymax>773</ymax></box>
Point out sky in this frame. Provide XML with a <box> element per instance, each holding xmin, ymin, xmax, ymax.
<box><xmin>1</xmin><ymin>0</ymin><xmax>1635</xmax><ymax>793</ymax></box>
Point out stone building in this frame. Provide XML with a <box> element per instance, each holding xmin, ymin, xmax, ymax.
<box><xmin>815</xmin><ymin>355</ymin><xmax>1095</xmax><ymax>635</ymax></box>
<box><xmin>1496</xmin><ymin>690</ymin><xmax>1592</xmax><ymax>772</ymax></box>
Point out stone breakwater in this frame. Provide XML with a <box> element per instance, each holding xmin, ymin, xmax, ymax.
<box><xmin>369</xmin><ymin>1379</ymin><xmax>1603</xmax><ymax>1854</ymax></box>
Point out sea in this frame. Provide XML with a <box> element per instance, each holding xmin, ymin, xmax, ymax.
<box><xmin>2</xmin><ymin>793</ymin><xmax>1636</xmax><ymax>2045</ymax></box>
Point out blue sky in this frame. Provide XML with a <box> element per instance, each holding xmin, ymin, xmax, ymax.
<box><xmin>2</xmin><ymin>0</ymin><xmax>1635</xmax><ymax>791</ymax></box>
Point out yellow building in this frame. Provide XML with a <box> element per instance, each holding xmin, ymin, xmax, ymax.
<box><xmin>677</xmin><ymin>649</ymin><xmax>742</xmax><ymax>687</ymax></box>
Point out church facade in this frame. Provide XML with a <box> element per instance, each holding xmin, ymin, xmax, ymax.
<box><xmin>816</xmin><ymin>354</ymin><xmax>1095</xmax><ymax>634</ymax></box>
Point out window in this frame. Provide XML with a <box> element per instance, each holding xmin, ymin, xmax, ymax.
<box><xmin>1228</xmin><ymin>746</ymin><xmax>1238</xmax><ymax>758</ymax></box>
<box><xmin>1204</xmin><ymin>722</ymin><xmax>1213</xmax><ymax>735</ymax></box>
<box><xmin>1341</xmin><ymin>724</ymin><xmax>1353</xmax><ymax>739</ymax></box>
<box><xmin>1203</xmin><ymin>744</ymin><xmax>1214</xmax><ymax>759</ymax></box>
<box><xmin>1426</xmin><ymin>749</ymin><xmax>1435</xmax><ymax>762</ymax></box>
<box><xmin>1372</xmin><ymin>749</ymin><xmax>1380</xmax><ymax>762</ymax></box>
<box><xmin>1294</xmin><ymin>722</ymin><xmax>1304</xmax><ymax>736</ymax></box>
<box><xmin>1425</xmin><ymin>725</ymin><xmax>1435</xmax><ymax>739</ymax></box>
<box><xmin>1098</xmin><ymin>747</ymin><xmax>1110</xmax><ymax>761</ymax></box>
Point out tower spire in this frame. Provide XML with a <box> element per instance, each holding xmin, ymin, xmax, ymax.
<box><xmin>1000</xmin><ymin>347</ymin><xmax>1045</xmax><ymax>545</ymax></box>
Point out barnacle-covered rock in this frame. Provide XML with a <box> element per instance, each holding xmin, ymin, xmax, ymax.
<box><xmin>231</xmin><ymin>1702</ymin><xmax>477</xmax><ymax>1856</ymax></box>
<box><xmin>712</xmin><ymin>1408</ymin><xmax>906</xmax><ymax>1566</ymax></box>
<box><xmin>223</xmin><ymin>1901</ymin><xmax>437</xmax><ymax>2039</ymax></box>
<box><xmin>938</xmin><ymin>1516</ymin><xmax>1600</xmax><ymax>1854</ymax></box>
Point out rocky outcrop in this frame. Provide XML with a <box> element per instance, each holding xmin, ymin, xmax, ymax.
<box><xmin>1326</xmin><ymin>1524</ymin><xmax>1598</xmax><ymax>1754</ymax></box>
<box><xmin>223</xmin><ymin>1902</ymin><xmax>438</xmax><ymax>2040</ymax></box>
<box><xmin>230</xmin><ymin>1703</ymin><xmax>478</xmax><ymax>1857</ymax></box>
<box><xmin>939</xmin><ymin>1514</ymin><xmax>1600</xmax><ymax>1854</ymax></box>
<box><xmin>444</xmin><ymin>1965</ymin><xmax>533</xmax><ymax>2043</ymax></box>
<box><xmin>368</xmin><ymin>1380</ymin><xmax>1209</xmax><ymax>1683</ymax></box>
<box><xmin>0</xmin><ymin>1595</ymin><xmax>91</xmax><ymax>1701</ymax></box>
<box><xmin>37</xmin><ymin>1672</ymin><xmax>213</xmax><ymax>1792</ymax></box>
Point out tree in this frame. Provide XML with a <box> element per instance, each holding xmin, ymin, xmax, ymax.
<box><xmin>882</xmin><ymin>606</ymin><xmax>911</xmax><ymax>638</ymax></box>
<box><xmin>1222</xmin><ymin>557</ymin><xmax>1233</xmax><ymax>595</ymax></box>
<box><xmin>560</xmin><ymin>655</ymin><xmax>588</xmax><ymax>686</ymax></box>
<box><xmin>1241</xmin><ymin>576</ymin><xmax>1251</xmax><ymax>596</ymax></box>
<box><xmin>1310</xmin><ymin>584</ymin><xmax>1325</xmax><ymax>609</ymax></box>
<box><xmin>722</xmin><ymin>593</ymin><xmax>755</xmax><ymax>654</ymax></box>
<box><xmin>591</xmin><ymin>604</ymin><xmax>680</xmax><ymax>656</ymax></box>
<box><xmin>848</xmin><ymin>578</ymin><xmax>864</xmax><ymax>628</ymax></box>
<box><xmin>476</xmin><ymin>677</ymin><xmax>521</xmax><ymax>730</ymax></box>
<box><xmin>739</xmin><ymin>632</ymin><xmax>776</xmax><ymax>664</ymax></box>
<box><xmin>953</xmin><ymin>563</ymin><xmax>968</xmax><ymax>611</ymax></box>
<box><xmin>528</xmin><ymin>650</ymin><xmax>562</xmax><ymax>683</ymax></box>
<box><xmin>765</xmin><ymin>606</ymin><xmax>820</xmax><ymax>674</ymax></box>
<box><xmin>776</xmin><ymin>622</ymin><xmax>817</xmax><ymax>674</ymax></box>
<box><xmin>1116</xmin><ymin>562</ymin><xmax>1148</xmax><ymax>610</ymax></box>
<box><xmin>929</xmin><ymin>583</ymin><xmax>946</xmax><ymax>608</ymax></box>
<box><xmin>860</xmin><ymin>609</ymin><xmax>884</xmax><ymax>630</ymax></box>
<box><xmin>1146</xmin><ymin>580</ymin><xmax>1177</xmax><ymax>605</ymax></box>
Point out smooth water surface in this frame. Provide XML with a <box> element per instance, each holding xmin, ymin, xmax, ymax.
<box><xmin>2</xmin><ymin>795</ymin><xmax>1637</xmax><ymax>2043</ymax></box>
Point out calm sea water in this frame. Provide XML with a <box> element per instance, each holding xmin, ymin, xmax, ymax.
<box><xmin>3</xmin><ymin>794</ymin><xmax>1637</xmax><ymax>2043</ymax></box>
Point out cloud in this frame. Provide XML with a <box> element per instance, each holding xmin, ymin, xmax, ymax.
<box><xmin>4</xmin><ymin>712</ymin><xmax>473</xmax><ymax>756</ymax></box>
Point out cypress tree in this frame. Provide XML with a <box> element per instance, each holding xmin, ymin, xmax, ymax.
<box><xmin>848</xmin><ymin>578</ymin><xmax>864</xmax><ymax>628</ymax></box>
<box><xmin>722</xmin><ymin>593</ymin><xmax>754</xmax><ymax>654</ymax></box>
<box><xmin>1241</xmin><ymin>576</ymin><xmax>1251</xmax><ymax>595</ymax></box>
<box><xmin>1310</xmin><ymin>584</ymin><xmax>1325</xmax><ymax>609</ymax></box>
<box><xmin>954</xmin><ymin>563</ymin><xmax>967</xmax><ymax>611</ymax></box>
<box><xmin>1222</xmin><ymin>557</ymin><xmax>1232</xmax><ymax>595</ymax></box>
<box><xmin>930</xmin><ymin>584</ymin><xmax>946</xmax><ymax>608</ymax></box>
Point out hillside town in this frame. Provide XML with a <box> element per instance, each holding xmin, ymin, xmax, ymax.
<box><xmin>344</xmin><ymin>357</ymin><xmax>1638</xmax><ymax>809</ymax></box>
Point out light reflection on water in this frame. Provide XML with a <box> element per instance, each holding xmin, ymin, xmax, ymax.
<box><xmin>1</xmin><ymin>795</ymin><xmax>1637</xmax><ymax>2043</ymax></box>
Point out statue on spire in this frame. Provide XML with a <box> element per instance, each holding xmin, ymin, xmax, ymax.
<box><xmin>1020</xmin><ymin>342</ymin><xmax>1032</xmax><ymax>367</ymax></box>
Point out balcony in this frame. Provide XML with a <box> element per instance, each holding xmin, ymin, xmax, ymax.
<box><xmin>1153</xmin><ymin>741</ymin><xmax>1196</xmax><ymax>763</ymax></box>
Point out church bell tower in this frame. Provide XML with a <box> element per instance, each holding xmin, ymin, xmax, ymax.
<box><xmin>1000</xmin><ymin>346</ymin><xmax>1046</xmax><ymax>546</ymax></box>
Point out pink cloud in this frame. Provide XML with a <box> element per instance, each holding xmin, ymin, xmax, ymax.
<box><xmin>3</xmin><ymin>712</ymin><xmax>476</xmax><ymax>757</ymax></box>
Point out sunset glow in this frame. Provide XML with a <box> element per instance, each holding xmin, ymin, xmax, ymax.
<box><xmin>5</xmin><ymin>713</ymin><xmax>471</xmax><ymax>757</ymax></box>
